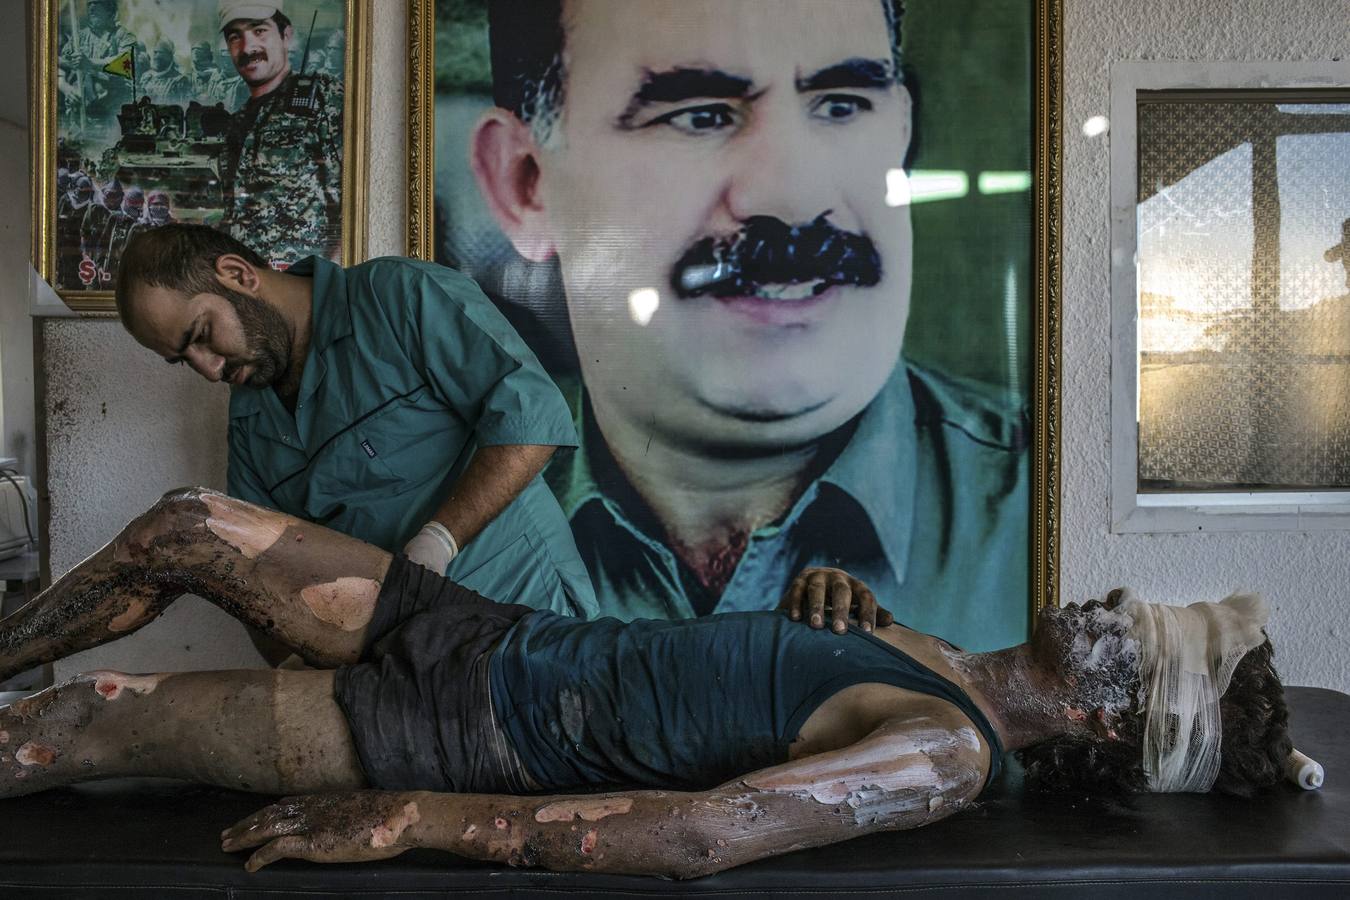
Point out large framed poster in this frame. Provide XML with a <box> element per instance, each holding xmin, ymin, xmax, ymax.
<box><xmin>31</xmin><ymin>0</ymin><xmax>371</xmax><ymax>312</ymax></box>
<box><xmin>409</xmin><ymin>0</ymin><xmax>1062</xmax><ymax>650</ymax></box>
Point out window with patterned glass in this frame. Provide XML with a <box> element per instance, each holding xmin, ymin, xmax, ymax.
<box><xmin>1136</xmin><ymin>92</ymin><xmax>1350</xmax><ymax>492</ymax></box>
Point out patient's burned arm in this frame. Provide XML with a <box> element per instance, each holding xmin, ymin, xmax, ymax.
<box><xmin>222</xmin><ymin>697</ymin><xmax>989</xmax><ymax>879</ymax></box>
<box><xmin>0</xmin><ymin>487</ymin><xmax>392</xmax><ymax>681</ymax></box>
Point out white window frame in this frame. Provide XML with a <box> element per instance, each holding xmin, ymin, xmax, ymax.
<box><xmin>1110</xmin><ymin>61</ymin><xmax>1350</xmax><ymax>533</ymax></box>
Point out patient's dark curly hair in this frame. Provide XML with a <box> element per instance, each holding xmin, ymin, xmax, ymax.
<box><xmin>1018</xmin><ymin>638</ymin><xmax>1291</xmax><ymax>797</ymax></box>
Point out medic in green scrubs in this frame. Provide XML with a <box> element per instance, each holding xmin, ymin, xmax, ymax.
<box><xmin>114</xmin><ymin>224</ymin><xmax>597</xmax><ymax>618</ymax></box>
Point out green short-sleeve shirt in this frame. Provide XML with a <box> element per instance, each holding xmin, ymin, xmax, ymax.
<box><xmin>227</xmin><ymin>256</ymin><xmax>597</xmax><ymax>618</ymax></box>
<box><xmin>546</xmin><ymin>360</ymin><xmax>1029</xmax><ymax>650</ymax></box>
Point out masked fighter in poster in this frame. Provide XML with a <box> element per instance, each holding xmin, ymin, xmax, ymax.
<box><xmin>99</xmin><ymin>186</ymin><xmax>147</xmax><ymax>274</ymax></box>
<box><xmin>218</xmin><ymin>0</ymin><xmax>344</xmax><ymax>268</ymax></box>
<box><xmin>469</xmin><ymin>0</ymin><xmax>1029</xmax><ymax>648</ymax></box>
<box><xmin>0</xmin><ymin>488</ymin><xmax>1291</xmax><ymax>876</ymax></box>
<box><xmin>78</xmin><ymin>178</ymin><xmax>124</xmax><ymax>269</ymax></box>
<box><xmin>56</xmin><ymin>173</ymin><xmax>98</xmax><ymax>287</ymax></box>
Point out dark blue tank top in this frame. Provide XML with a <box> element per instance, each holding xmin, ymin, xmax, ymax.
<box><xmin>488</xmin><ymin>610</ymin><xmax>1003</xmax><ymax>792</ymax></box>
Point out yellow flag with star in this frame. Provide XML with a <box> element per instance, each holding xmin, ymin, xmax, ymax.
<box><xmin>102</xmin><ymin>49</ymin><xmax>135</xmax><ymax>80</ymax></box>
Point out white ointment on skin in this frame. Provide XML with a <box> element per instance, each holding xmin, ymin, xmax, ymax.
<box><xmin>534</xmin><ymin>797</ymin><xmax>634</xmax><ymax>823</ymax></box>
<box><xmin>201</xmin><ymin>493</ymin><xmax>287</xmax><ymax>559</ymax></box>
<box><xmin>15</xmin><ymin>741</ymin><xmax>56</xmax><ymax>767</ymax></box>
<box><xmin>370</xmin><ymin>801</ymin><xmax>420</xmax><ymax>848</ymax></box>
<box><xmin>108</xmin><ymin>597</ymin><xmax>152</xmax><ymax>632</ymax></box>
<box><xmin>299</xmin><ymin>578</ymin><xmax>381</xmax><ymax>631</ymax></box>
<box><xmin>744</xmin><ymin>721</ymin><xmax>980</xmax><ymax>806</ymax></box>
<box><xmin>90</xmin><ymin>671</ymin><xmax>164</xmax><ymax>701</ymax></box>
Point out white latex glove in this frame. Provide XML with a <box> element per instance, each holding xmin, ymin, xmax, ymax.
<box><xmin>402</xmin><ymin>521</ymin><xmax>458</xmax><ymax>574</ymax></box>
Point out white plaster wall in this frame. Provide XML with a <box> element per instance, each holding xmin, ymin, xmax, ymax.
<box><xmin>44</xmin><ymin>322</ymin><xmax>259</xmax><ymax>679</ymax></box>
<box><xmin>1061</xmin><ymin>0</ymin><xmax>1350</xmax><ymax>692</ymax></box>
<box><xmin>365</xmin><ymin>0</ymin><xmax>408</xmax><ymax>260</ymax></box>
<box><xmin>44</xmin><ymin>1</ymin><xmax>406</xmax><ymax>679</ymax></box>
<box><xmin>37</xmin><ymin>0</ymin><xmax>1350</xmax><ymax>692</ymax></box>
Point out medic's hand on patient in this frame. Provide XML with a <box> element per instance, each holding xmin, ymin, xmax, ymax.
<box><xmin>777</xmin><ymin>566</ymin><xmax>896</xmax><ymax>633</ymax></box>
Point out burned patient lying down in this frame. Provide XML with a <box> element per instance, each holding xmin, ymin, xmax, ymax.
<box><xmin>0</xmin><ymin>489</ymin><xmax>1292</xmax><ymax>878</ymax></box>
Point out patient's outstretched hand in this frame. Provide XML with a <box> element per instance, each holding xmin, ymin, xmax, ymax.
<box><xmin>777</xmin><ymin>567</ymin><xmax>895</xmax><ymax>633</ymax></box>
<box><xmin>222</xmin><ymin>791</ymin><xmax>422</xmax><ymax>872</ymax></box>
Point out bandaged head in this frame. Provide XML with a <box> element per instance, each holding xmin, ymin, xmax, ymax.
<box><xmin>1120</xmin><ymin>591</ymin><xmax>1269</xmax><ymax>793</ymax></box>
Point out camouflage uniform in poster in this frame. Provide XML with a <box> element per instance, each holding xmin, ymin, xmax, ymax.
<box><xmin>221</xmin><ymin>71</ymin><xmax>344</xmax><ymax>268</ymax></box>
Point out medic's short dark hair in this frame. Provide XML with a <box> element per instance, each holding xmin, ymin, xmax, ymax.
<box><xmin>114</xmin><ymin>224</ymin><xmax>268</xmax><ymax>329</ymax></box>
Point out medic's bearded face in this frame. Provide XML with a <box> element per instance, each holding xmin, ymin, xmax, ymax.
<box><xmin>481</xmin><ymin>0</ymin><xmax>912</xmax><ymax>452</ymax></box>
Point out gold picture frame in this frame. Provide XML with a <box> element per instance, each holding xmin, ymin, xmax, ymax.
<box><xmin>405</xmin><ymin>0</ymin><xmax>1063</xmax><ymax>625</ymax></box>
<box><xmin>30</xmin><ymin>0</ymin><xmax>372</xmax><ymax>314</ymax></box>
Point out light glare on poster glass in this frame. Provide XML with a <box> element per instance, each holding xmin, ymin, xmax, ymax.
<box><xmin>628</xmin><ymin>287</ymin><xmax>661</xmax><ymax>326</ymax></box>
<box><xmin>885</xmin><ymin>169</ymin><xmax>1031</xmax><ymax>207</ymax></box>
<box><xmin>977</xmin><ymin>171</ymin><xmax>1034</xmax><ymax>195</ymax></box>
<box><xmin>1082</xmin><ymin>115</ymin><xmax>1110</xmax><ymax>137</ymax></box>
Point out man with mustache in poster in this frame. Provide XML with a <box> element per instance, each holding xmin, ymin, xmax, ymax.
<box><xmin>218</xmin><ymin>0</ymin><xmax>342</xmax><ymax>267</ymax></box>
<box><xmin>470</xmin><ymin>0</ymin><xmax>1029</xmax><ymax>649</ymax></box>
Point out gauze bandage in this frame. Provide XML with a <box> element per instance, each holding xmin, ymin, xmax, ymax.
<box><xmin>1120</xmin><ymin>591</ymin><xmax>1269</xmax><ymax>793</ymax></box>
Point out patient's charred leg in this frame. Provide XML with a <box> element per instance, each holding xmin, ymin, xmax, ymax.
<box><xmin>0</xmin><ymin>668</ymin><xmax>364</xmax><ymax>798</ymax></box>
<box><xmin>0</xmin><ymin>488</ymin><xmax>392</xmax><ymax>680</ymax></box>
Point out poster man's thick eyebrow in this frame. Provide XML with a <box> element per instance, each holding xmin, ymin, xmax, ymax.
<box><xmin>223</xmin><ymin>18</ymin><xmax>272</xmax><ymax>38</ymax></box>
<box><xmin>796</xmin><ymin>57</ymin><xmax>897</xmax><ymax>93</ymax></box>
<box><xmin>617</xmin><ymin>67</ymin><xmax>755</xmax><ymax>126</ymax></box>
<box><xmin>636</xmin><ymin>67</ymin><xmax>755</xmax><ymax>103</ymax></box>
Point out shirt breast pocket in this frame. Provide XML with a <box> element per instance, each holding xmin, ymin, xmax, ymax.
<box><xmin>318</xmin><ymin>400</ymin><xmax>414</xmax><ymax>495</ymax></box>
<box><xmin>339</xmin><ymin>389</ymin><xmax>464</xmax><ymax>495</ymax></box>
<box><xmin>320</xmin><ymin>430</ymin><xmax>402</xmax><ymax>496</ymax></box>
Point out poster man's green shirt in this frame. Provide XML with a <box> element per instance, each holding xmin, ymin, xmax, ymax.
<box><xmin>546</xmin><ymin>362</ymin><xmax>1030</xmax><ymax>651</ymax></box>
<box><xmin>226</xmin><ymin>256</ymin><xmax>598</xmax><ymax>618</ymax></box>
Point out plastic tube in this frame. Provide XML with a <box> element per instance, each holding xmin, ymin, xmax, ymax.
<box><xmin>1285</xmin><ymin>748</ymin><xmax>1324</xmax><ymax>791</ymax></box>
